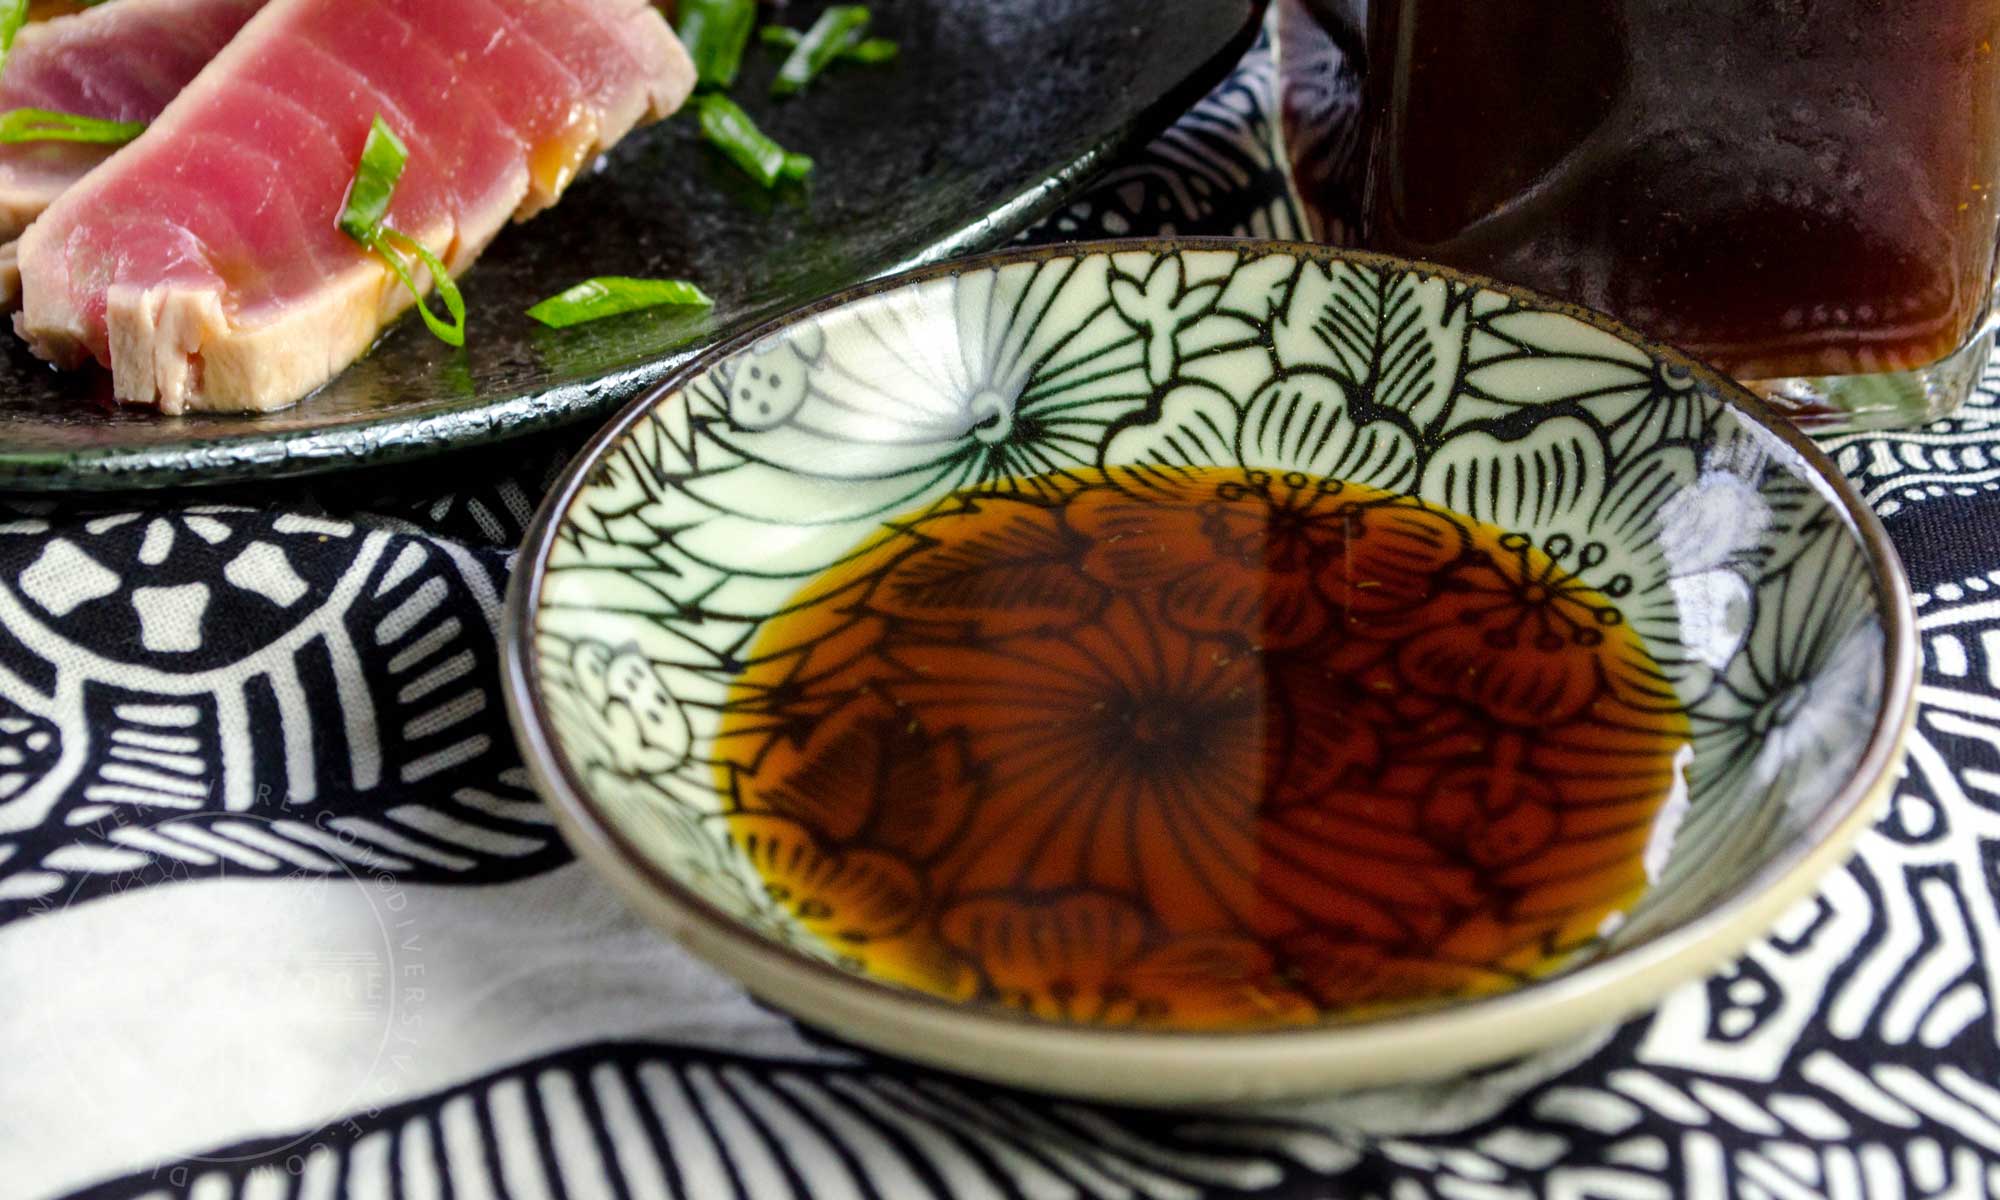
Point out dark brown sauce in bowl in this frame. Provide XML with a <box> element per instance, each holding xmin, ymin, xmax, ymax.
<box><xmin>717</xmin><ymin>467</ymin><xmax>1690</xmax><ymax>1030</ymax></box>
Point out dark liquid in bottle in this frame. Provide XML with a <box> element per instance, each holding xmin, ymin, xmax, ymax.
<box><xmin>718</xmin><ymin>468</ymin><xmax>1689</xmax><ymax>1030</ymax></box>
<box><xmin>1286</xmin><ymin>0</ymin><xmax>2000</xmax><ymax>380</ymax></box>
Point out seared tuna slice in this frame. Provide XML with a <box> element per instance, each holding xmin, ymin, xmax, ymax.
<box><xmin>0</xmin><ymin>0</ymin><xmax>265</xmax><ymax>240</ymax></box>
<box><xmin>16</xmin><ymin>0</ymin><xmax>694</xmax><ymax>413</ymax></box>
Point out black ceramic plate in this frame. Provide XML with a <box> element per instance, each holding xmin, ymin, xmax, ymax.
<box><xmin>0</xmin><ymin>0</ymin><xmax>1262</xmax><ymax>491</ymax></box>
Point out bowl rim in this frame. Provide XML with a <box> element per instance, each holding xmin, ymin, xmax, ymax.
<box><xmin>501</xmin><ymin>236</ymin><xmax>1919</xmax><ymax>1059</ymax></box>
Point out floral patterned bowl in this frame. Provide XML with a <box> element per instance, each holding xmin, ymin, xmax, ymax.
<box><xmin>501</xmin><ymin>240</ymin><xmax>1917</xmax><ymax>1104</ymax></box>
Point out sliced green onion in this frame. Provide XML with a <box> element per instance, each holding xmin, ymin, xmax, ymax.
<box><xmin>337</xmin><ymin>113</ymin><xmax>467</xmax><ymax>347</ymax></box>
<box><xmin>526</xmin><ymin>276</ymin><xmax>714</xmax><ymax>329</ymax></box>
<box><xmin>676</xmin><ymin>0</ymin><xmax>756</xmax><ymax>91</ymax></box>
<box><xmin>844</xmin><ymin>38</ymin><xmax>899</xmax><ymax>63</ymax></box>
<box><xmin>337</xmin><ymin>115</ymin><xmax>407</xmax><ymax>242</ymax></box>
<box><xmin>375</xmin><ymin>227</ymin><xmax>466</xmax><ymax>347</ymax></box>
<box><xmin>694</xmin><ymin>93</ymin><xmax>809</xmax><ymax>187</ymax></box>
<box><xmin>0</xmin><ymin>106</ymin><xmax>142</xmax><ymax>144</ymax></box>
<box><xmin>0</xmin><ymin>1</ymin><xmax>154</xmax><ymax>145</ymax></box>
<box><xmin>772</xmin><ymin>5</ymin><xmax>871</xmax><ymax>96</ymax></box>
<box><xmin>760</xmin><ymin>24</ymin><xmax>898</xmax><ymax>63</ymax></box>
<box><xmin>0</xmin><ymin>0</ymin><xmax>25</xmax><ymax>74</ymax></box>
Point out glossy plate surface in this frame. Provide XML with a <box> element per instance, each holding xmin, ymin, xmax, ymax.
<box><xmin>0</xmin><ymin>0</ymin><xmax>1261</xmax><ymax>491</ymax></box>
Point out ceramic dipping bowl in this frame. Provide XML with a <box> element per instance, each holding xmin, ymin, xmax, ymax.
<box><xmin>501</xmin><ymin>240</ymin><xmax>1917</xmax><ymax>1105</ymax></box>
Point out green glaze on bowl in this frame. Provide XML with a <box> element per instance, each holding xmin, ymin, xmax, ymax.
<box><xmin>0</xmin><ymin>0</ymin><xmax>1262</xmax><ymax>492</ymax></box>
<box><xmin>502</xmin><ymin>239</ymin><xmax>1917</xmax><ymax>1103</ymax></box>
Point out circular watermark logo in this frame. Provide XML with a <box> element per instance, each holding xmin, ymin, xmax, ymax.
<box><xmin>23</xmin><ymin>799</ymin><xmax>430</xmax><ymax>1177</ymax></box>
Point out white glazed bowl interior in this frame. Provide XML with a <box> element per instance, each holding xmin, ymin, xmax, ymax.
<box><xmin>505</xmin><ymin>241</ymin><xmax>1916</xmax><ymax>1104</ymax></box>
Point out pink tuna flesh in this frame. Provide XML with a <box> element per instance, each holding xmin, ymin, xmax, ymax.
<box><xmin>14</xmin><ymin>0</ymin><xmax>694</xmax><ymax>414</ymax></box>
<box><xmin>0</xmin><ymin>0</ymin><xmax>265</xmax><ymax>241</ymax></box>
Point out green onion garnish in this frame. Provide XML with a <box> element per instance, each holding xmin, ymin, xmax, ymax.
<box><xmin>694</xmin><ymin>93</ymin><xmax>811</xmax><ymax>188</ymax></box>
<box><xmin>0</xmin><ymin>4</ymin><xmax>150</xmax><ymax>145</ymax></box>
<box><xmin>760</xmin><ymin>24</ymin><xmax>898</xmax><ymax>63</ymax></box>
<box><xmin>526</xmin><ymin>276</ymin><xmax>714</xmax><ymax>329</ymax></box>
<box><xmin>0</xmin><ymin>5</ymin><xmax>149</xmax><ymax>142</ymax></box>
<box><xmin>772</xmin><ymin>5</ymin><xmax>872</xmax><ymax>96</ymax></box>
<box><xmin>0</xmin><ymin>0</ymin><xmax>26</xmax><ymax>74</ymax></box>
<box><xmin>843</xmin><ymin>38</ymin><xmax>900</xmax><ymax>63</ymax></box>
<box><xmin>375</xmin><ymin>227</ymin><xmax>466</xmax><ymax>347</ymax></box>
<box><xmin>0</xmin><ymin>107</ymin><xmax>142</xmax><ymax>144</ymax></box>
<box><xmin>676</xmin><ymin>0</ymin><xmax>756</xmax><ymax>92</ymax></box>
<box><xmin>336</xmin><ymin>115</ymin><xmax>406</xmax><ymax>241</ymax></box>
<box><xmin>337</xmin><ymin>114</ymin><xmax>467</xmax><ymax>347</ymax></box>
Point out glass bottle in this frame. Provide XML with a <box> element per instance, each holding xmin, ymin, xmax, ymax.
<box><xmin>1277</xmin><ymin>0</ymin><xmax>2000</xmax><ymax>430</ymax></box>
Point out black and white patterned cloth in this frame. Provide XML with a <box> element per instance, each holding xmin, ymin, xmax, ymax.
<box><xmin>6</xmin><ymin>39</ymin><xmax>2000</xmax><ymax>1200</ymax></box>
